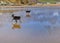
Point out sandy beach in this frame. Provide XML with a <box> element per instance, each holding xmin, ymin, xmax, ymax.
<box><xmin>0</xmin><ymin>4</ymin><xmax>60</xmax><ymax>8</ymax></box>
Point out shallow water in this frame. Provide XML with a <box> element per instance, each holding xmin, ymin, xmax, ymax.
<box><xmin>0</xmin><ymin>7</ymin><xmax>60</xmax><ymax>43</ymax></box>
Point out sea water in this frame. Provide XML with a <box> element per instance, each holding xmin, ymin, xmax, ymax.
<box><xmin>0</xmin><ymin>7</ymin><xmax>60</xmax><ymax>43</ymax></box>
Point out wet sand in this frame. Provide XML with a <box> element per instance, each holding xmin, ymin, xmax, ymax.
<box><xmin>0</xmin><ymin>7</ymin><xmax>60</xmax><ymax>43</ymax></box>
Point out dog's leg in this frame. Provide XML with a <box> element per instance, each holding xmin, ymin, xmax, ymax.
<box><xmin>15</xmin><ymin>20</ymin><xmax>17</xmax><ymax>23</ymax></box>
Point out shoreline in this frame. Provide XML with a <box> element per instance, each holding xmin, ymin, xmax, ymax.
<box><xmin>0</xmin><ymin>4</ymin><xmax>60</xmax><ymax>8</ymax></box>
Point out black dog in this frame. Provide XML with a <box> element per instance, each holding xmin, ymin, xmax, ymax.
<box><xmin>12</xmin><ymin>14</ymin><xmax>21</xmax><ymax>23</ymax></box>
<box><xmin>26</xmin><ymin>11</ymin><xmax>30</xmax><ymax>13</ymax></box>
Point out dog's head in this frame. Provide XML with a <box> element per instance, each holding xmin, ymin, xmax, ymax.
<box><xmin>12</xmin><ymin>14</ymin><xmax>14</xmax><ymax>17</ymax></box>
